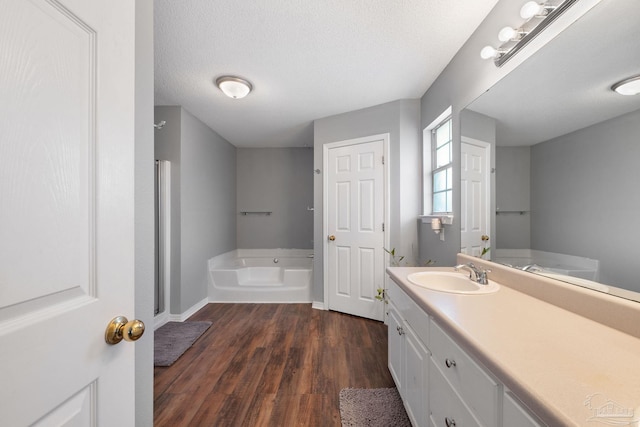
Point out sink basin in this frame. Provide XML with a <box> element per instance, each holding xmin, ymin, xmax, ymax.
<box><xmin>407</xmin><ymin>271</ymin><xmax>500</xmax><ymax>294</ymax></box>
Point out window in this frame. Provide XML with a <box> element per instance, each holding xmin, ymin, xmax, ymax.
<box><xmin>431</xmin><ymin>117</ymin><xmax>452</xmax><ymax>213</ymax></box>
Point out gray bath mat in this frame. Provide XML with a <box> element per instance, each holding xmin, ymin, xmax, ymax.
<box><xmin>154</xmin><ymin>321</ymin><xmax>212</xmax><ymax>367</ymax></box>
<box><xmin>339</xmin><ymin>387</ymin><xmax>411</xmax><ymax>427</ymax></box>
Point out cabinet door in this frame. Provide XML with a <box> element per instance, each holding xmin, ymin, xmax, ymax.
<box><xmin>405</xmin><ymin>325</ymin><xmax>429</xmax><ymax>427</ymax></box>
<box><xmin>430</xmin><ymin>321</ymin><xmax>499</xmax><ymax>426</ymax></box>
<box><xmin>504</xmin><ymin>390</ymin><xmax>543</xmax><ymax>427</ymax></box>
<box><xmin>429</xmin><ymin>359</ymin><xmax>482</xmax><ymax>427</ymax></box>
<box><xmin>388</xmin><ymin>302</ymin><xmax>404</xmax><ymax>392</ymax></box>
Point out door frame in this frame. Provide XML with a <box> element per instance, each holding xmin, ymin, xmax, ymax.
<box><xmin>322</xmin><ymin>133</ymin><xmax>390</xmax><ymax>311</ymax></box>
<box><xmin>460</xmin><ymin>136</ymin><xmax>492</xmax><ymax>256</ymax></box>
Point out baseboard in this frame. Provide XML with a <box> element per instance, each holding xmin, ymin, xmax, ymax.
<box><xmin>312</xmin><ymin>301</ymin><xmax>326</xmax><ymax>310</ymax></box>
<box><xmin>154</xmin><ymin>312</ymin><xmax>170</xmax><ymax>330</ymax></box>
<box><xmin>168</xmin><ymin>297</ymin><xmax>209</xmax><ymax>322</ymax></box>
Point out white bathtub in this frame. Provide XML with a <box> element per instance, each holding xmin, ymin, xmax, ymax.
<box><xmin>494</xmin><ymin>249</ymin><xmax>599</xmax><ymax>281</ymax></box>
<box><xmin>208</xmin><ymin>249</ymin><xmax>313</xmax><ymax>303</ymax></box>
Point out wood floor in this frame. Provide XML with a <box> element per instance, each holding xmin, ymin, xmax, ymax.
<box><xmin>154</xmin><ymin>303</ymin><xmax>394</xmax><ymax>426</ymax></box>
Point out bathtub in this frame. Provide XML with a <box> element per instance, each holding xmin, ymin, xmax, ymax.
<box><xmin>493</xmin><ymin>249</ymin><xmax>599</xmax><ymax>281</ymax></box>
<box><xmin>208</xmin><ymin>249</ymin><xmax>313</xmax><ymax>303</ymax></box>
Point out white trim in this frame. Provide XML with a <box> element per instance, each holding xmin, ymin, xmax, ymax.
<box><xmin>311</xmin><ymin>301</ymin><xmax>325</xmax><ymax>310</ymax></box>
<box><xmin>168</xmin><ymin>297</ymin><xmax>209</xmax><ymax>322</ymax></box>
<box><xmin>322</xmin><ymin>133</ymin><xmax>390</xmax><ymax>314</ymax></box>
<box><xmin>419</xmin><ymin>214</ymin><xmax>454</xmax><ymax>224</ymax></box>
<box><xmin>154</xmin><ymin>311</ymin><xmax>169</xmax><ymax>330</ymax></box>
<box><xmin>425</xmin><ymin>106</ymin><xmax>453</xmax><ymax>132</ymax></box>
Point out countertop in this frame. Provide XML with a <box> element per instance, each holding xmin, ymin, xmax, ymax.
<box><xmin>387</xmin><ymin>266</ymin><xmax>640</xmax><ymax>427</ymax></box>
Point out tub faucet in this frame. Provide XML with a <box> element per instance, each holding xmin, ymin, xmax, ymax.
<box><xmin>522</xmin><ymin>264</ymin><xmax>543</xmax><ymax>272</ymax></box>
<box><xmin>454</xmin><ymin>262</ymin><xmax>491</xmax><ymax>285</ymax></box>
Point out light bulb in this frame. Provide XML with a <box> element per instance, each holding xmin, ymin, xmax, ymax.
<box><xmin>480</xmin><ymin>46</ymin><xmax>499</xmax><ymax>60</ymax></box>
<box><xmin>498</xmin><ymin>26</ymin><xmax>518</xmax><ymax>42</ymax></box>
<box><xmin>520</xmin><ymin>1</ymin><xmax>545</xmax><ymax>19</ymax></box>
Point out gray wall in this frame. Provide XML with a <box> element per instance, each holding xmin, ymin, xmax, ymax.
<box><xmin>496</xmin><ymin>146</ymin><xmax>530</xmax><ymax>249</ymax></box>
<box><xmin>237</xmin><ymin>148</ymin><xmax>314</xmax><ymax>249</ymax></box>
<box><xmin>419</xmin><ymin>0</ymin><xmax>597</xmax><ymax>265</ymax></box>
<box><xmin>531</xmin><ymin>109</ymin><xmax>640</xmax><ymax>291</ymax></box>
<box><xmin>313</xmin><ymin>99</ymin><xmax>422</xmax><ymax>302</ymax></box>
<box><xmin>134</xmin><ymin>0</ymin><xmax>154</xmax><ymax>424</ymax></box>
<box><xmin>180</xmin><ymin>108</ymin><xmax>237</xmax><ymax>311</ymax></box>
<box><xmin>154</xmin><ymin>106</ymin><xmax>237</xmax><ymax>314</ymax></box>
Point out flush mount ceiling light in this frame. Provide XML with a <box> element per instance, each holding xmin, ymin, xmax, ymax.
<box><xmin>480</xmin><ymin>0</ymin><xmax>578</xmax><ymax>67</ymax></box>
<box><xmin>612</xmin><ymin>75</ymin><xmax>640</xmax><ymax>96</ymax></box>
<box><xmin>215</xmin><ymin>76</ymin><xmax>253</xmax><ymax>99</ymax></box>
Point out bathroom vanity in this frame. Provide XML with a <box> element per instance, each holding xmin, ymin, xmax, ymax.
<box><xmin>387</xmin><ymin>254</ymin><xmax>640</xmax><ymax>427</ymax></box>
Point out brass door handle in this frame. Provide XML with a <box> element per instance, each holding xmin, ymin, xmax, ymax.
<box><xmin>328</xmin><ymin>235</ymin><xmax>336</xmax><ymax>241</ymax></box>
<box><xmin>105</xmin><ymin>316</ymin><xmax>145</xmax><ymax>345</ymax></box>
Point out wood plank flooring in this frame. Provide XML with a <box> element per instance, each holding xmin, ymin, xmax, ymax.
<box><xmin>154</xmin><ymin>303</ymin><xmax>394</xmax><ymax>426</ymax></box>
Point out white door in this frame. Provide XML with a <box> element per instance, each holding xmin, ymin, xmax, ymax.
<box><xmin>325</xmin><ymin>136</ymin><xmax>386</xmax><ymax>321</ymax></box>
<box><xmin>0</xmin><ymin>1</ymin><xmax>138</xmax><ymax>425</ymax></box>
<box><xmin>460</xmin><ymin>138</ymin><xmax>491</xmax><ymax>258</ymax></box>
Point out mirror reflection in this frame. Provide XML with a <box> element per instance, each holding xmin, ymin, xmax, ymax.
<box><xmin>463</xmin><ymin>0</ymin><xmax>640</xmax><ymax>301</ymax></box>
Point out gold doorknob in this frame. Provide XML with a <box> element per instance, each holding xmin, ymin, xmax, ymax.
<box><xmin>481</xmin><ymin>235</ymin><xmax>490</xmax><ymax>241</ymax></box>
<box><xmin>105</xmin><ymin>316</ymin><xmax>145</xmax><ymax>345</ymax></box>
<box><xmin>328</xmin><ymin>235</ymin><xmax>336</xmax><ymax>241</ymax></box>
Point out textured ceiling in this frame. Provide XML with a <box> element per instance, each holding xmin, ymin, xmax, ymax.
<box><xmin>154</xmin><ymin>0</ymin><xmax>500</xmax><ymax>147</ymax></box>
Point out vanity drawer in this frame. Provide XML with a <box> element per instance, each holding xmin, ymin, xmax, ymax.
<box><xmin>388</xmin><ymin>279</ymin><xmax>429</xmax><ymax>345</ymax></box>
<box><xmin>429</xmin><ymin>321</ymin><xmax>499</xmax><ymax>427</ymax></box>
<box><xmin>429</xmin><ymin>358</ymin><xmax>481</xmax><ymax>427</ymax></box>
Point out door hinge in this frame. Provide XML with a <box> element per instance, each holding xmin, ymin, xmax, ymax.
<box><xmin>382</xmin><ymin>223</ymin><xmax>385</xmax><ymax>232</ymax></box>
<box><xmin>382</xmin><ymin>156</ymin><xmax>385</xmax><ymax>165</ymax></box>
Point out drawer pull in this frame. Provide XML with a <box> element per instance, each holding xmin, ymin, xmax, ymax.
<box><xmin>445</xmin><ymin>358</ymin><xmax>457</xmax><ymax>368</ymax></box>
<box><xmin>445</xmin><ymin>417</ymin><xmax>456</xmax><ymax>427</ymax></box>
<box><xmin>397</xmin><ymin>326</ymin><xmax>405</xmax><ymax>336</ymax></box>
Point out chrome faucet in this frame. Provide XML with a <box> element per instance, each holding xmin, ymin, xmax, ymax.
<box><xmin>454</xmin><ymin>262</ymin><xmax>491</xmax><ymax>285</ymax></box>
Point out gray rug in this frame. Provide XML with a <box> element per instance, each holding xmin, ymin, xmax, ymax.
<box><xmin>339</xmin><ymin>387</ymin><xmax>411</xmax><ymax>427</ymax></box>
<box><xmin>154</xmin><ymin>321</ymin><xmax>212</xmax><ymax>367</ymax></box>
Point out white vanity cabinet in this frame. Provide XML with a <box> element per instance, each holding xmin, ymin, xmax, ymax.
<box><xmin>387</xmin><ymin>281</ymin><xmax>430</xmax><ymax>427</ymax></box>
<box><xmin>388</xmin><ymin>277</ymin><xmax>544</xmax><ymax>427</ymax></box>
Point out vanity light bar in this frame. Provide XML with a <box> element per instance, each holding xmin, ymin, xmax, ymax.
<box><xmin>482</xmin><ymin>0</ymin><xmax>579</xmax><ymax>67</ymax></box>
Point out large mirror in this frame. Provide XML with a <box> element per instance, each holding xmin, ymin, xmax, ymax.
<box><xmin>463</xmin><ymin>0</ymin><xmax>640</xmax><ymax>301</ymax></box>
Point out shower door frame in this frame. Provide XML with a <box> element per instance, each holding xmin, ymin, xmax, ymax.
<box><xmin>154</xmin><ymin>160</ymin><xmax>172</xmax><ymax>328</ymax></box>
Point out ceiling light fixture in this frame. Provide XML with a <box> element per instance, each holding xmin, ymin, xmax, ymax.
<box><xmin>215</xmin><ymin>76</ymin><xmax>253</xmax><ymax>99</ymax></box>
<box><xmin>612</xmin><ymin>75</ymin><xmax>640</xmax><ymax>96</ymax></box>
<box><xmin>480</xmin><ymin>0</ymin><xmax>578</xmax><ymax>67</ymax></box>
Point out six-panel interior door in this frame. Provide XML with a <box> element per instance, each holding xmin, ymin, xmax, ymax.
<box><xmin>460</xmin><ymin>138</ymin><xmax>491</xmax><ymax>257</ymax></box>
<box><xmin>327</xmin><ymin>138</ymin><xmax>385</xmax><ymax>321</ymax></box>
<box><xmin>0</xmin><ymin>0</ymin><xmax>137</xmax><ymax>424</ymax></box>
